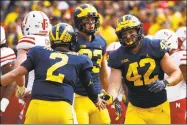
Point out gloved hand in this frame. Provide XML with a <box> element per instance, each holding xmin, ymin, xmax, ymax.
<box><xmin>100</xmin><ymin>90</ymin><xmax>113</xmax><ymax>104</ymax></box>
<box><xmin>148</xmin><ymin>80</ymin><xmax>169</xmax><ymax>93</ymax></box>
<box><xmin>113</xmin><ymin>98</ymin><xmax>122</xmax><ymax>117</ymax></box>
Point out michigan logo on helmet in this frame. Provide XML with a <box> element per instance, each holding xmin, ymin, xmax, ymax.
<box><xmin>73</xmin><ymin>4</ymin><xmax>100</xmax><ymax>35</ymax></box>
<box><xmin>153</xmin><ymin>29</ymin><xmax>178</xmax><ymax>51</ymax></box>
<box><xmin>115</xmin><ymin>14</ymin><xmax>144</xmax><ymax>49</ymax></box>
<box><xmin>49</xmin><ymin>23</ymin><xmax>78</xmax><ymax>51</ymax></box>
<box><xmin>22</xmin><ymin>11</ymin><xmax>50</xmax><ymax>36</ymax></box>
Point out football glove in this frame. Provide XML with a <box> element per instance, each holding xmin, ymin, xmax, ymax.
<box><xmin>148</xmin><ymin>80</ymin><xmax>169</xmax><ymax>93</ymax></box>
<box><xmin>113</xmin><ymin>98</ymin><xmax>122</xmax><ymax>118</ymax></box>
<box><xmin>100</xmin><ymin>90</ymin><xmax>113</xmax><ymax>104</ymax></box>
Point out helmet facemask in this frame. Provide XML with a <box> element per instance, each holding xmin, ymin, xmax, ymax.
<box><xmin>116</xmin><ymin>25</ymin><xmax>144</xmax><ymax>49</ymax></box>
<box><xmin>77</xmin><ymin>14</ymin><xmax>100</xmax><ymax>35</ymax></box>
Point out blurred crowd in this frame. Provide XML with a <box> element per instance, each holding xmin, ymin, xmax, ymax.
<box><xmin>1</xmin><ymin>0</ymin><xmax>186</xmax><ymax>53</ymax></box>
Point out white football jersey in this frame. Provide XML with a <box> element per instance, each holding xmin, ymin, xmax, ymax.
<box><xmin>16</xmin><ymin>35</ymin><xmax>50</xmax><ymax>92</ymax></box>
<box><xmin>165</xmin><ymin>50</ymin><xmax>187</xmax><ymax>102</ymax></box>
<box><xmin>0</xmin><ymin>47</ymin><xmax>16</xmax><ymax>67</ymax></box>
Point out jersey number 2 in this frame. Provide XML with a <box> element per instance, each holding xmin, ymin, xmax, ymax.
<box><xmin>46</xmin><ymin>53</ymin><xmax>68</xmax><ymax>83</ymax></box>
<box><xmin>126</xmin><ymin>58</ymin><xmax>158</xmax><ymax>86</ymax></box>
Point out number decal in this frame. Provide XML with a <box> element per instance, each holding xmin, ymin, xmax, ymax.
<box><xmin>126</xmin><ymin>58</ymin><xmax>158</xmax><ymax>86</ymax></box>
<box><xmin>126</xmin><ymin>62</ymin><xmax>143</xmax><ymax>86</ymax></box>
<box><xmin>46</xmin><ymin>53</ymin><xmax>68</xmax><ymax>83</ymax></box>
<box><xmin>78</xmin><ymin>49</ymin><xmax>102</xmax><ymax>73</ymax></box>
<box><xmin>139</xmin><ymin>58</ymin><xmax>158</xmax><ymax>85</ymax></box>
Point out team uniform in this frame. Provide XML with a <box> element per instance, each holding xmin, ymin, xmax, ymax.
<box><xmin>74</xmin><ymin>33</ymin><xmax>110</xmax><ymax>124</ymax></box>
<box><xmin>21</xmin><ymin>46</ymin><xmax>95</xmax><ymax>124</ymax></box>
<box><xmin>165</xmin><ymin>50</ymin><xmax>187</xmax><ymax>124</ymax></box>
<box><xmin>108</xmin><ymin>38</ymin><xmax>171</xmax><ymax>124</ymax></box>
<box><xmin>16</xmin><ymin>35</ymin><xmax>50</xmax><ymax>123</ymax></box>
<box><xmin>0</xmin><ymin>47</ymin><xmax>23</xmax><ymax>123</ymax></box>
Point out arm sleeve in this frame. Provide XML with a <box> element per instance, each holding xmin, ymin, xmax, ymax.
<box><xmin>79</xmin><ymin>68</ymin><xmax>98</xmax><ymax>103</ymax></box>
<box><xmin>20</xmin><ymin>48</ymin><xmax>35</xmax><ymax>72</ymax></box>
<box><xmin>107</xmin><ymin>51</ymin><xmax>121</xmax><ymax>69</ymax></box>
<box><xmin>81</xmin><ymin>55</ymin><xmax>93</xmax><ymax>71</ymax></box>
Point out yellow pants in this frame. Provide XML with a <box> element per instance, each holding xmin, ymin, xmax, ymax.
<box><xmin>74</xmin><ymin>94</ymin><xmax>110</xmax><ymax>124</ymax></box>
<box><xmin>125</xmin><ymin>101</ymin><xmax>171</xmax><ymax>124</ymax></box>
<box><xmin>24</xmin><ymin>99</ymin><xmax>73</xmax><ymax>124</ymax></box>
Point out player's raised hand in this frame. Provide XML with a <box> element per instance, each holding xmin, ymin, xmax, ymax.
<box><xmin>94</xmin><ymin>97</ymin><xmax>108</xmax><ymax>111</ymax></box>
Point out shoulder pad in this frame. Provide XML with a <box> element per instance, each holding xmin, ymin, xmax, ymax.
<box><xmin>1</xmin><ymin>47</ymin><xmax>16</xmax><ymax>67</ymax></box>
<box><xmin>16</xmin><ymin>35</ymin><xmax>36</xmax><ymax>50</ymax></box>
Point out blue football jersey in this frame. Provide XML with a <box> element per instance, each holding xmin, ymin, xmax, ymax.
<box><xmin>108</xmin><ymin>38</ymin><xmax>170</xmax><ymax>108</ymax></box>
<box><xmin>75</xmin><ymin>33</ymin><xmax>106</xmax><ymax>95</ymax></box>
<box><xmin>21</xmin><ymin>46</ymin><xmax>93</xmax><ymax>104</ymax></box>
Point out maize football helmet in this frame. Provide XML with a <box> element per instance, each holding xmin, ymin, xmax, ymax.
<box><xmin>73</xmin><ymin>4</ymin><xmax>100</xmax><ymax>35</ymax></box>
<box><xmin>116</xmin><ymin>14</ymin><xmax>144</xmax><ymax>49</ymax></box>
<box><xmin>22</xmin><ymin>11</ymin><xmax>50</xmax><ymax>35</ymax></box>
<box><xmin>153</xmin><ymin>29</ymin><xmax>178</xmax><ymax>51</ymax></box>
<box><xmin>49</xmin><ymin>23</ymin><xmax>78</xmax><ymax>51</ymax></box>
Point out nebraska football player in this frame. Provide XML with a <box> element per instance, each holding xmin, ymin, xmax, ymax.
<box><xmin>14</xmin><ymin>11</ymin><xmax>51</xmax><ymax>123</ymax></box>
<box><xmin>0</xmin><ymin>26</ymin><xmax>23</xmax><ymax>124</ymax></box>
<box><xmin>153</xmin><ymin>29</ymin><xmax>186</xmax><ymax>124</ymax></box>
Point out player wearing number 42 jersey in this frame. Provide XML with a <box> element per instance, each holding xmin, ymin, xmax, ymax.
<box><xmin>1</xmin><ymin>23</ymin><xmax>108</xmax><ymax>124</ymax></box>
<box><xmin>107</xmin><ymin>14</ymin><xmax>183</xmax><ymax>124</ymax></box>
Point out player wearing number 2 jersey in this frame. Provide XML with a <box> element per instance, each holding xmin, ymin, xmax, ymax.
<box><xmin>73</xmin><ymin>4</ymin><xmax>110</xmax><ymax>124</ymax></box>
<box><xmin>107</xmin><ymin>14</ymin><xmax>183</xmax><ymax>124</ymax></box>
<box><xmin>1</xmin><ymin>23</ymin><xmax>108</xmax><ymax>124</ymax></box>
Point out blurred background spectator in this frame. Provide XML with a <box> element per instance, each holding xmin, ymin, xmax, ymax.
<box><xmin>1</xmin><ymin>0</ymin><xmax>186</xmax><ymax>51</ymax></box>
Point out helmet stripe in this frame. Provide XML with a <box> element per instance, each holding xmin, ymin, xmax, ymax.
<box><xmin>60</xmin><ymin>27</ymin><xmax>68</xmax><ymax>40</ymax></box>
<box><xmin>49</xmin><ymin>30</ymin><xmax>55</xmax><ymax>41</ymax></box>
<box><xmin>55</xmin><ymin>24</ymin><xmax>60</xmax><ymax>40</ymax></box>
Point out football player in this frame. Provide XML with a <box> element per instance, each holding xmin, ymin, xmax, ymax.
<box><xmin>153</xmin><ymin>29</ymin><xmax>186</xmax><ymax>124</ymax></box>
<box><xmin>13</xmin><ymin>11</ymin><xmax>51</xmax><ymax>123</ymax></box>
<box><xmin>73</xmin><ymin>4</ymin><xmax>110</xmax><ymax>124</ymax></box>
<box><xmin>1</xmin><ymin>23</ymin><xmax>108</xmax><ymax>124</ymax></box>
<box><xmin>107</xmin><ymin>14</ymin><xmax>183</xmax><ymax>124</ymax></box>
<box><xmin>0</xmin><ymin>26</ymin><xmax>23</xmax><ymax>123</ymax></box>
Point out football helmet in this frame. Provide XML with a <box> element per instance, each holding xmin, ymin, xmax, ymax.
<box><xmin>49</xmin><ymin>23</ymin><xmax>78</xmax><ymax>51</ymax></box>
<box><xmin>73</xmin><ymin>4</ymin><xmax>100</xmax><ymax>35</ymax></box>
<box><xmin>116</xmin><ymin>14</ymin><xmax>144</xmax><ymax>49</ymax></box>
<box><xmin>176</xmin><ymin>27</ymin><xmax>186</xmax><ymax>50</ymax></box>
<box><xmin>22</xmin><ymin>11</ymin><xmax>50</xmax><ymax>35</ymax></box>
<box><xmin>153</xmin><ymin>29</ymin><xmax>178</xmax><ymax>51</ymax></box>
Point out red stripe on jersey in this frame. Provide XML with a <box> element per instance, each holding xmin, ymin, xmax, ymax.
<box><xmin>0</xmin><ymin>54</ymin><xmax>15</xmax><ymax>60</ymax></box>
<box><xmin>18</xmin><ymin>40</ymin><xmax>35</xmax><ymax>45</ymax></box>
<box><xmin>22</xmin><ymin>36</ymin><xmax>35</xmax><ymax>41</ymax></box>
<box><xmin>0</xmin><ymin>57</ymin><xmax>16</xmax><ymax>63</ymax></box>
<box><xmin>180</xmin><ymin>58</ymin><xmax>187</xmax><ymax>61</ymax></box>
<box><xmin>181</xmin><ymin>54</ymin><xmax>187</xmax><ymax>60</ymax></box>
